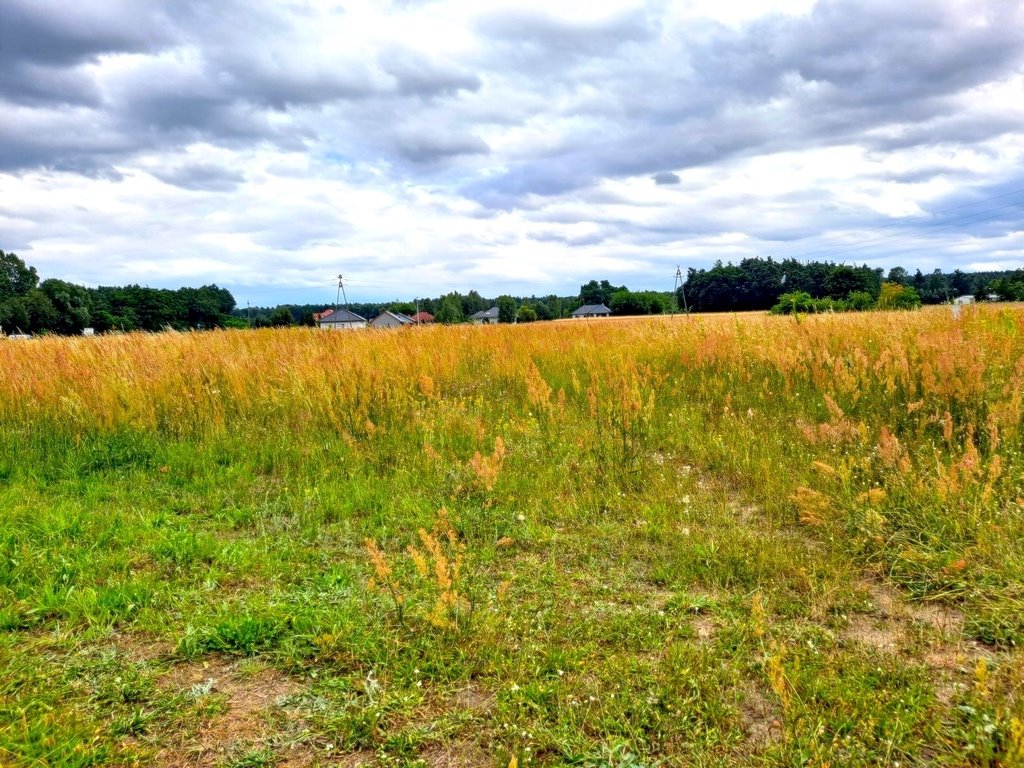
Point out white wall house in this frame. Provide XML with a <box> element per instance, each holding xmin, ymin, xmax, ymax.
<box><xmin>571</xmin><ymin>303</ymin><xmax>612</xmax><ymax>319</ymax></box>
<box><xmin>370</xmin><ymin>311</ymin><xmax>415</xmax><ymax>329</ymax></box>
<box><xmin>317</xmin><ymin>308</ymin><xmax>367</xmax><ymax>330</ymax></box>
<box><xmin>470</xmin><ymin>307</ymin><xmax>501</xmax><ymax>325</ymax></box>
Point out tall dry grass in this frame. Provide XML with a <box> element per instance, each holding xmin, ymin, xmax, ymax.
<box><xmin>2</xmin><ymin>306</ymin><xmax>1023</xmax><ymax>641</ymax></box>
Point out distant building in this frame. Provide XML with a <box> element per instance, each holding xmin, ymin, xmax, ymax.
<box><xmin>954</xmin><ymin>295</ymin><xmax>975</xmax><ymax>305</ymax></box>
<box><xmin>82</xmin><ymin>327</ymin><xmax>95</xmax><ymax>336</ymax></box>
<box><xmin>317</xmin><ymin>308</ymin><xmax>367</xmax><ymax>330</ymax></box>
<box><xmin>371</xmin><ymin>311</ymin><xmax>415</xmax><ymax>329</ymax></box>
<box><xmin>469</xmin><ymin>307</ymin><xmax>501</xmax><ymax>325</ymax></box>
<box><xmin>571</xmin><ymin>304</ymin><xmax>612</xmax><ymax>319</ymax></box>
<box><xmin>410</xmin><ymin>311</ymin><xmax>435</xmax><ymax>324</ymax></box>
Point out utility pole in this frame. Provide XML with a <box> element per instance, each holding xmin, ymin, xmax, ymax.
<box><xmin>247</xmin><ymin>300</ymin><xmax>251</xmax><ymax>328</ymax></box>
<box><xmin>415</xmin><ymin>297</ymin><xmax>420</xmax><ymax>324</ymax></box>
<box><xmin>673</xmin><ymin>266</ymin><xmax>688</xmax><ymax>316</ymax></box>
<box><xmin>337</xmin><ymin>274</ymin><xmax>350</xmax><ymax>316</ymax></box>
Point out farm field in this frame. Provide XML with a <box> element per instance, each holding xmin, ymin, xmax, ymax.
<box><xmin>1</xmin><ymin>307</ymin><xmax>1023</xmax><ymax>767</ymax></box>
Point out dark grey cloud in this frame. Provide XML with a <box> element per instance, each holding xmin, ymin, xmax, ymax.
<box><xmin>379</xmin><ymin>49</ymin><xmax>482</xmax><ymax>97</ymax></box>
<box><xmin>0</xmin><ymin>63</ymin><xmax>102</xmax><ymax>108</ymax></box>
<box><xmin>396</xmin><ymin>131</ymin><xmax>490</xmax><ymax>163</ymax></box>
<box><xmin>151</xmin><ymin>162</ymin><xmax>246</xmax><ymax>192</ymax></box>
<box><xmin>468</xmin><ymin>0</ymin><xmax>1024</xmax><ymax>207</ymax></box>
<box><xmin>0</xmin><ymin>0</ymin><xmax>482</xmax><ymax>173</ymax></box>
<box><xmin>653</xmin><ymin>172</ymin><xmax>680</xmax><ymax>185</ymax></box>
<box><xmin>0</xmin><ymin>0</ymin><xmax>174</xmax><ymax>68</ymax></box>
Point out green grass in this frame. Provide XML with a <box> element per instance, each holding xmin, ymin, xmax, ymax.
<box><xmin>1</xmin><ymin>313</ymin><xmax>1023</xmax><ymax>766</ymax></box>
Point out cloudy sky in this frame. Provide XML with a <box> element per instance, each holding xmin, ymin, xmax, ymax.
<box><xmin>1</xmin><ymin>0</ymin><xmax>1023</xmax><ymax>305</ymax></box>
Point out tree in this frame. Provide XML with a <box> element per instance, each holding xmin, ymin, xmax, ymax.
<box><xmin>642</xmin><ymin>291</ymin><xmax>668</xmax><ymax>314</ymax></box>
<box><xmin>609</xmin><ymin>289</ymin><xmax>649</xmax><ymax>316</ymax></box>
<box><xmin>40</xmin><ymin>279</ymin><xmax>92</xmax><ymax>334</ymax></box>
<box><xmin>435</xmin><ymin>294</ymin><xmax>464</xmax><ymax>324</ymax></box>
<box><xmin>461</xmin><ymin>290</ymin><xmax>487</xmax><ymax>318</ymax></box>
<box><xmin>22</xmin><ymin>289</ymin><xmax>59</xmax><ymax>333</ymax></box>
<box><xmin>887</xmin><ymin>266</ymin><xmax>910</xmax><ymax>285</ymax></box>
<box><xmin>532</xmin><ymin>300</ymin><xmax>553</xmax><ymax>321</ymax></box>
<box><xmin>770</xmin><ymin>291</ymin><xmax>816</xmax><ymax>315</ymax></box>
<box><xmin>580</xmin><ymin>279</ymin><xmax>625</xmax><ymax>306</ymax></box>
<box><xmin>269</xmin><ymin>307</ymin><xmax>294</xmax><ymax>327</ymax></box>
<box><xmin>517</xmin><ymin>305</ymin><xmax>538</xmax><ymax>323</ymax></box>
<box><xmin>912</xmin><ymin>269</ymin><xmax>926</xmax><ymax>293</ymax></box>
<box><xmin>496</xmin><ymin>295</ymin><xmax>517</xmax><ymax>324</ymax></box>
<box><xmin>991</xmin><ymin>270</ymin><xmax>1024</xmax><ymax>301</ymax></box>
<box><xmin>950</xmin><ymin>269</ymin><xmax>971</xmax><ymax>297</ymax></box>
<box><xmin>922</xmin><ymin>269</ymin><xmax>950</xmax><ymax>304</ymax></box>
<box><xmin>876</xmin><ymin>282</ymin><xmax>922</xmax><ymax>310</ymax></box>
<box><xmin>846</xmin><ymin>291</ymin><xmax>875</xmax><ymax>311</ymax></box>
<box><xmin>0</xmin><ymin>296</ymin><xmax>29</xmax><ymax>333</ymax></box>
<box><xmin>824</xmin><ymin>266</ymin><xmax>865</xmax><ymax>300</ymax></box>
<box><xmin>0</xmin><ymin>251</ymin><xmax>38</xmax><ymax>301</ymax></box>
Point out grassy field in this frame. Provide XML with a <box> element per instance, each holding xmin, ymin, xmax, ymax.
<box><xmin>1</xmin><ymin>307</ymin><xmax>1023</xmax><ymax>767</ymax></box>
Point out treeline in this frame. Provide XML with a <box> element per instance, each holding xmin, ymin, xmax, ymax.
<box><xmin>241</xmin><ymin>282</ymin><xmax>678</xmax><ymax>327</ymax></box>
<box><xmin>240</xmin><ymin>291</ymin><xmax>589</xmax><ymax>326</ymax></box>
<box><xmin>680</xmin><ymin>258</ymin><xmax>1024</xmax><ymax>313</ymax></box>
<box><xmin>579</xmin><ymin>280</ymin><xmax>674</xmax><ymax>315</ymax></box>
<box><xmin>989</xmin><ymin>270</ymin><xmax>1024</xmax><ymax>301</ymax></box>
<box><xmin>1</xmin><ymin>251</ymin><xmax>238</xmax><ymax>335</ymax></box>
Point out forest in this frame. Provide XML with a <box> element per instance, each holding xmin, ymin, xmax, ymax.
<box><xmin>1</xmin><ymin>251</ymin><xmax>237</xmax><ymax>334</ymax></box>
<box><xmin>5</xmin><ymin>249</ymin><xmax>1024</xmax><ymax>335</ymax></box>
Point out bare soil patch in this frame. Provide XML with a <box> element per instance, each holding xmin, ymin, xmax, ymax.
<box><xmin>739</xmin><ymin>682</ymin><xmax>782</xmax><ymax>751</ymax></box>
<box><xmin>153</xmin><ymin>657</ymin><xmax>302</xmax><ymax>767</ymax></box>
<box><xmin>419</xmin><ymin>740</ymin><xmax>492</xmax><ymax>767</ymax></box>
<box><xmin>453</xmin><ymin>683</ymin><xmax>496</xmax><ymax>715</ymax></box>
<box><xmin>842</xmin><ymin>615</ymin><xmax>902</xmax><ymax>653</ymax></box>
<box><xmin>693</xmin><ymin>616</ymin><xmax>716</xmax><ymax>642</ymax></box>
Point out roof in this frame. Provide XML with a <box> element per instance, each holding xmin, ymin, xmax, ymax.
<box><xmin>470</xmin><ymin>307</ymin><xmax>500</xmax><ymax>320</ymax></box>
<box><xmin>373</xmin><ymin>310</ymin><xmax>415</xmax><ymax>325</ymax></box>
<box><xmin>318</xmin><ymin>308</ymin><xmax>366</xmax><ymax>324</ymax></box>
<box><xmin>410</xmin><ymin>311</ymin><xmax>434</xmax><ymax>322</ymax></box>
<box><xmin>571</xmin><ymin>303</ymin><xmax>612</xmax><ymax>316</ymax></box>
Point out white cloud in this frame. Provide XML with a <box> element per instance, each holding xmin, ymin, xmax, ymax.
<box><xmin>0</xmin><ymin>0</ymin><xmax>1022</xmax><ymax>304</ymax></box>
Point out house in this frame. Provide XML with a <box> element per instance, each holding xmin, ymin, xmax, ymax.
<box><xmin>371</xmin><ymin>310</ymin><xmax>415</xmax><ymax>329</ymax></box>
<box><xmin>469</xmin><ymin>307</ymin><xmax>500</xmax><ymax>325</ymax></box>
<box><xmin>410</xmin><ymin>311</ymin><xmax>434</xmax><ymax>324</ymax></box>
<box><xmin>317</xmin><ymin>308</ymin><xmax>367</xmax><ymax>330</ymax></box>
<box><xmin>571</xmin><ymin>303</ymin><xmax>612</xmax><ymax>319</ymax></box>
<box><xmin>953</xmin><ymin>295</ymin><xmax>975</xmax><ymax>305</ymax></box>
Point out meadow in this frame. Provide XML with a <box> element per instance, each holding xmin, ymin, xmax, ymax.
<box><xmin>1</xmin><ymin>306</ymin><xmax>1023</xmax><ymax>767</ymax></box>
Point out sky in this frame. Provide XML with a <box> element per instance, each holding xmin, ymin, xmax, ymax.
<box><xmin>1</xmin><ymin>0</ymin><xmax>1023</xmax><ymax>306</ymax></box>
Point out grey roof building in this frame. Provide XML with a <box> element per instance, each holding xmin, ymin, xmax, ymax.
<box><xmin>371</xmin><ymin>310</ymin><xmax>415</xmax><ymax>329</ymax></box>
<box><xmin>469</xmin><ymin>307</ymin><xmax>501</xmax><ymax>324</ymax></box>
<box><xmin>570</xmin><ymin>304</ymin><xmax>612</xmax><ymax>318</ymax></box>
<box><xmin>317</xmin><ymin>308</ymin><xmax>367</xmax><ymax>329</ymax></box>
